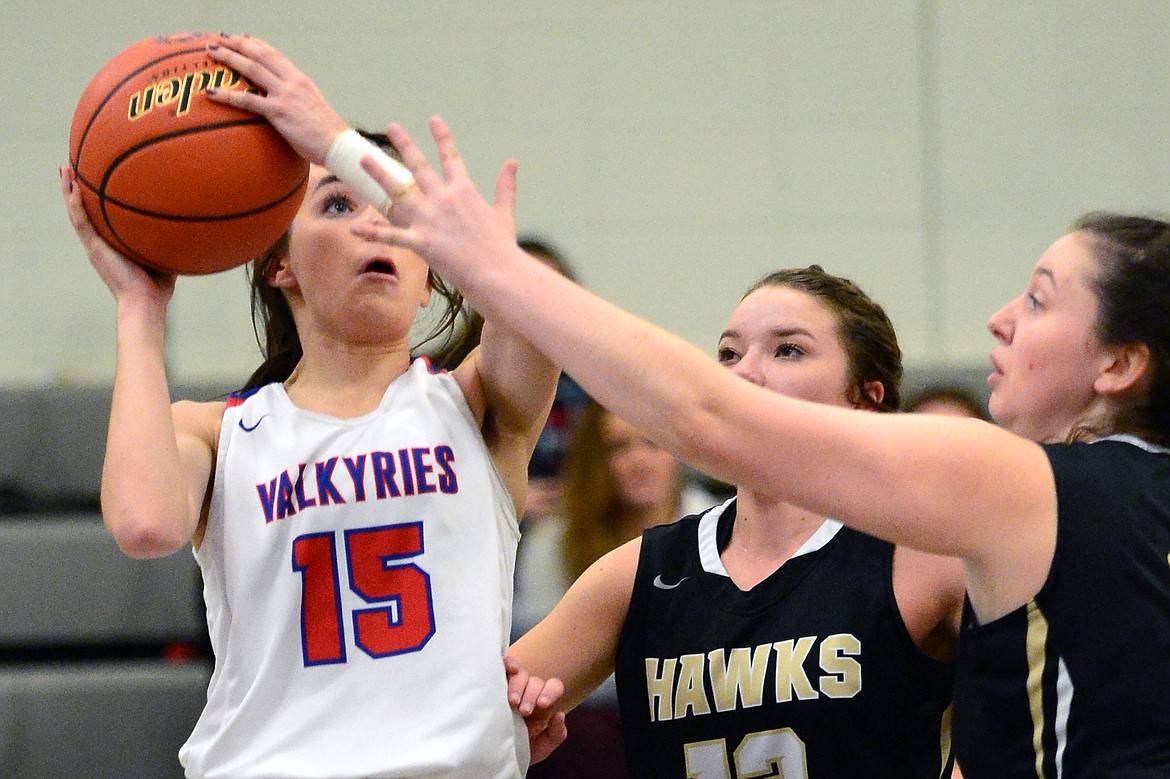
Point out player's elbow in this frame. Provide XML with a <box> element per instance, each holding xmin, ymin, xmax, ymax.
<box><xmin>104</xmin><ymin>507</ymin><xmax>190</xmax><ymax>559</ymax></box>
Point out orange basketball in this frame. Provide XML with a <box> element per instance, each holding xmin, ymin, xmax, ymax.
<box><xmin>69</xmin><ymin>32</ymin><xmax>308</xmax><ymax>275</ymax></box>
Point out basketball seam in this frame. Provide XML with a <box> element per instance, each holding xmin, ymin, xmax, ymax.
<box><xmin>72</xmin><ymin>42</ymin><xmax>214</xmax><ymax>175</ymax></box>
<box><xmin>70</xmin><ymin>37</ymin><xmax>305</xmax><ymax>271</ymax></box>
<box><xmin>96</xmin><ymin>169</ymin><xmax>308</xmax><ymax>222</ymax></box>
<box><xmin>94</xmin><ymin>117</ymin><xmax>305</xmax><ymax>221</ymax></box>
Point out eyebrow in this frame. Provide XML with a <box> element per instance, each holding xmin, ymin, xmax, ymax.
<box><xmin>719</xmin><ymin>326</ymin><xmax>815</xmax><ymax>341</ymax></box>
<box><xmin>1032</xmin><ymin>267</ymin><xmax>1057</xmax><ymax>287</ymax></box>
<box><xmin>313</xmin><ymin>174</ymin><xmax>341</xmax><ymax>192</ymax></box>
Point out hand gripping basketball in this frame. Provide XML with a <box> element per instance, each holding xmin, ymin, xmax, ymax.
<box><xmin>203</xmin><ymin>35</ymin><xmax>413</xmax><ymax>216</ymax></box>
<box><xmin>69</xmin><ymin>32</ymin><xmax>309</xmax><ymax>275</ymax></box>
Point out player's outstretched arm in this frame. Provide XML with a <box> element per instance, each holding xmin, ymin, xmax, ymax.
<box><xmin>450</xmin><ymin>159</ymin><xmax>559</xmax><ymax>513</ymax></box>
<box><xmin>61</xmin><ymin>166</ymin><xmax>212</xmax><ymax>558</ymax></box>
<box><xmin>356</xmin><ymin>120</ymin><xmax>1057</xmax><ymax>621</ymax></box>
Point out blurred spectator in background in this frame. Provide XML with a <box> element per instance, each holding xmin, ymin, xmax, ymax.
<box><xmin>513</xmin><ymin>399</ymin><xmax>716</xmax><ymax>639</ymax></box>
<box><xmin>905</xmin><ymin>382</ymin><xmax>990</xmax><ymax>421</ymax></box>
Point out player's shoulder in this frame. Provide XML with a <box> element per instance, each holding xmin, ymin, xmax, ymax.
<box><xmin>173</xmin><ymin>397</ymin><xmax>227</xmax><ymax>419</ymax></box>
<box><xmin>172</xmin><ymin>397</ymin><xmax>227</xmax><ymax>443</ymax></box>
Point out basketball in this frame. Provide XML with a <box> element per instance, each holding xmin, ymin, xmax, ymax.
<box><xmin>68</xmin><ymin>32</ymin><xmax>308</xmax><ymax>275</ymax></box>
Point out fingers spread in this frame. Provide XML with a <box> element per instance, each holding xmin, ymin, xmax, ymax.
<box><xmin>386</xmin><ymin>124</ymin><xmax>439</xmax><ymax>190</ymax></box>
<box><xmin>206</xmin><ymin>38</ymin><xmax>275</xmax><ymax>92</ymax></box>
<box><xmin>214</xmin><ymin>35</ymin><xmax>295</xmax><ymax>82</ymax></box>
<box><xmin>429</xmin><ymin>116</ymin><xmax>469</xmax><ymax>181</ymax></box>
<box><xmin>350</xmin><ymin>218</ymin><xmax>413</xmax><ymax>249</ymax></box>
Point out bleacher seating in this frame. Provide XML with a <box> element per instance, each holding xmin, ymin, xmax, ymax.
<box><xmin>0</xmin><ymin>513</ymin><xmax>209</xmax><ymax>778</ymax></box>
<box><xmin>0</xmin><ymin>381</ymin><xmax>224</xmax><ymax>779</ymax></box>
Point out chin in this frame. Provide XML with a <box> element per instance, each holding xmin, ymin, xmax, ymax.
<box><xmin>986</xmin><ymin>394</ymin><xmax>1010</xmax><ymax>427</ymax></box>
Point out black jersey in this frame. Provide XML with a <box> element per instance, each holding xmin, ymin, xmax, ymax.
<box><xmin>614</xmin><ymin>500</ymin><xmax>955</xmax><ymax>779</ymax></box>
<box><xmin>954</xmin><ymin>437</ymin><xmax>1170</xmax><ymax>778</ymax></box>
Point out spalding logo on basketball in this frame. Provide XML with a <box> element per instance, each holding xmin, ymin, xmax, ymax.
<box><xmin>69</xmin><ymin>32</ymin><xmax>309</xmax><ymax>275</ymax></box>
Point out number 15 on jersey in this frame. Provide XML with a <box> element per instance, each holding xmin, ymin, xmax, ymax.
<box><xmin>292</xmin><ymin>523</ymin><xmax>435</xmax><ymax>666</ymax></box>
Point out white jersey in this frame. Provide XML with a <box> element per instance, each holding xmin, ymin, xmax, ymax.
<box><xmin>180</xmin><ymin>359</ymin><xmax>528</xmax><ymax>778</ymax></box>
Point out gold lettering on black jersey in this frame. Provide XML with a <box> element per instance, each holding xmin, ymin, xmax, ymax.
<box><xmin>773</xmin><ymin>637</ymin><xmax>818</xmax><ymax>703</ymax></box>
<box><xmin>645</xmin><ymin>657</ymin><xmax>677</xmax><ymax>721</ymax></box>
<box><xmin>644</xmin><ymin>635</ymin><xmax>863</xmax><ymax>722</ymax></box>
<box><xmin>708</xmin><ymin>645</ymin><xmax>770</xmax><ymax>712</ymax></box>
<box><xmin>819</xmin><ymin>633</ymin><xmax>862</xmax><ymax>698</ymax></box>
<box><xmin>675</xmin><ymin>654</ymin><xmax>711</xmax><ymax>718</ymax></box>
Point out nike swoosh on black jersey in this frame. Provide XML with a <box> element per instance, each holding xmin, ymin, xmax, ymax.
<box><xmin>652</xmin><ymin>575</ymin><xmax>689</xmax><ymax>590</ymax></box>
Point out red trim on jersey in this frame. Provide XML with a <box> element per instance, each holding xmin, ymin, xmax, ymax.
<box><xmin>415</xmin><ymin>356</ymin><xmax>446</xmax><ymax>375</ymax></box>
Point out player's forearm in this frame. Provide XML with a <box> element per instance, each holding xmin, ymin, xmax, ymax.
<box><xmin>101</xmin><ymin>302</ymin><xmax>195</xmax><ymax>557</ymax></box>
<box><xmin>477</xmin><ymin>317</ymin><xmax>560</xmax><ymax>440</ymax></box>
<box><xmin>510</xmin><ymin>615</ymin><xmax>612</xmax><ymax>713</ymax></box>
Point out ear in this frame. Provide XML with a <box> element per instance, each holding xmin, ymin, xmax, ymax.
<box><xmin>268</xmin><ymin>252</ymin><xmax>297</xmax><ymax>290</ymax></box>
<box><xmin>858</xmin><ymin>379</ymin><xmax>885</xmax><ymax>409</ymax></box>
<box><xmin>1094</xmin><ymin>342</ymin><xmax>1151</xmax><ymax>396</ymax></box>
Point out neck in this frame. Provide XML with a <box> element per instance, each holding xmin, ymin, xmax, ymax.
<box><xmin>730</xmin><ymin>489</ymin><xmax>830</xmax><ymax>558</ymax></box>
<box><xmin>716</xmin><ymin>490</ymin><xmax>830</xmax><ymax>591</ymax></box>
<box><xmin>1021</xmin><ymin>394</ymin><xmax>1122</xmax><ymax>444</ymax></box>
<box><xmin>284</xmin><ymin>335</ymin><xmax>413</xmax><ymax>418</ymax></box>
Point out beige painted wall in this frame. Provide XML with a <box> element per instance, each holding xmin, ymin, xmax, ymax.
<box><xmin>4</xmin><ymin>0</ymin><xmax>1168</xmax><ymax>387</ymax></box>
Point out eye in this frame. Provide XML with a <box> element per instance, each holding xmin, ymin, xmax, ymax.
<box><xmin>717</xmin><ymin>346</ymin><xmax>739</xmax><ymax>365</ymax></box>
<box><xmin>776</xmin><ymin>342</ymin><xmax>805</xmax><ymax>359</ymax></box>
<box><xmin>1025</xmin><ymin>292</ymin><xmax>1043</xmax><ymax>311</ymax></box>
<box><xmin>320</xmin><ymin>192</ymin><xmax>357</xmax><ymax>216</ymax></box>
<box><xmin>604</xmin><ymin>438</ymin><xmax>633</xmax><ymax>456</ymax></box>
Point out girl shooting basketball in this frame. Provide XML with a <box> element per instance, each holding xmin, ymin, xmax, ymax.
<box><xmin>61</xmin><ymin>109</ymin><xmax>562</xmax><ymax>778</ymax></box>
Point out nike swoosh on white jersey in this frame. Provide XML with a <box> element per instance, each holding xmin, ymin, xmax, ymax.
<box><xmin>239</xmin><ymin>414</ymin><xmax>269</xmax><ymax>432</ymax></box>
<box><xmin>653</xmin><ymin>575</ymin><xmax>689</xmax><ymax>590</ymax></box>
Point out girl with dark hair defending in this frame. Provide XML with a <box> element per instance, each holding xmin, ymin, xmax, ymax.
<box><xmin>511</xmin><ymin>265</ymin><xmax>963</xmax><ymax>777</ymax></box>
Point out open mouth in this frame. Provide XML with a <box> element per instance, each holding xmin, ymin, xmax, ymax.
<box><xmin>363</xmin><ymin>258</ymin><xmax>397</xmax><ymax>277</ymax></box>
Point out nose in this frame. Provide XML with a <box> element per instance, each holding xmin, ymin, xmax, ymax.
<box><xmin>987</xmin><ymin>300</ymin><xmax>1013</xmax><ymax>344</ymax></box>
<box><xmin>730</xmin><ymin>350</ymin><xmax>766</xmax><ymax>387</ymax></box>
<box><xmin>360</xmin><ymin>202</ymin><xmax>391</xmax><ymax>228</ymax></box>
